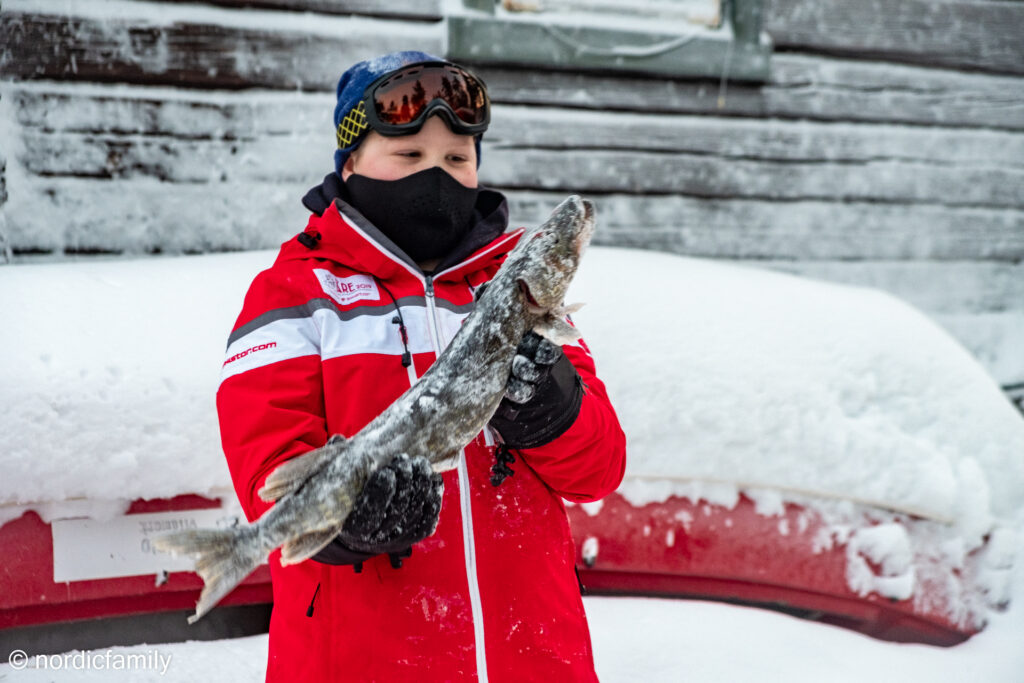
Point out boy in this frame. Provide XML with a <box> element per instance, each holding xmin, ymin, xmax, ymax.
<box><xmin>217</xmin><ymin>51</ymin><xmax>626</xmax><ymax>681</ymax></box>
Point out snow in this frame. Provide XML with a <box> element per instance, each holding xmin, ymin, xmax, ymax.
<box><xmin>0</xmin><ymin>252</ymin><xmax>268</xmax><ymax>523</ymax></box>
<box><xmin>10</xmin><ymin>244</ymin><xmax>1021</xmax><ymax>522</ymax></box>
<box><xmin>844</xmin><ymin>523</ymin><xmax>915</xmax><ymax>600</ymax></box>
<box><xmin>582</xmin><ymin>536</ymin><xmax>600</xmax><ymax>565</ymax></box>
<box><xmin>565</xmin><ymin>249</ymin><xmax>1024</xmax><ymax>524</ymax></box>
<box><xmin>1</xmin><ymin>244</ymin><xmax>1023</xmax><ymax>676</ymax></box>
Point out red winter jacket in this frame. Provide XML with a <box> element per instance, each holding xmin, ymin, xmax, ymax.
<box><xmin>217</xmin><ymin>192</ymin><xmax>626</xmax><ymax>682</ymax></box>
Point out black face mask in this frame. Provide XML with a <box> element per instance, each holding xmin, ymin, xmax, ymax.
<box><xmin>345</xmin><ymin>167</ymin><xmax>479</xmax><ymax>263</ymax></box>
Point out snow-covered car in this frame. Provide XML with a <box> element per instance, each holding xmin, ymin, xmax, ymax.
<box><xmin>1</xmin><ymin>248</ymin><xmax>1021</xmax><ymax>651</ymax></box>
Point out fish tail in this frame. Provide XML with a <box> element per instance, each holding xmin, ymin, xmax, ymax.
<box><xmin>154</xmin><ymin>525</ymin><xmax>265</xmax><ymax>624</ymax></box>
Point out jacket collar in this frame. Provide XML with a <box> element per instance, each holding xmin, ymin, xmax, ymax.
<box><xmin>279</xmin><ymin>173</ymin><xmax>520</xmax><ymax>284</ymax></box>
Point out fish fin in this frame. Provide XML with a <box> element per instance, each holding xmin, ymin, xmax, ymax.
<box><xmin>280</xmin><ymin>526</ymin><xmax>341</xmax><ymax>566</ymax></box>
<box><xmin>259</xmin><ymin>439</ymin><xmax>342</xmax><ymax>503</ymax></box>
<box><xmin>533</xmin><ymin>314</ymin><xmax>582</xmax><ymax>346</ymax></box>
<box><xmin>153</xmin><ymin>526</ymin><xmax>265</xmax><ymax>624</ymax></box>
<box><xmin>560</xmin><ymin>302</ymin><xmax>585</xmax><ymax>316</ymax></box>
<box><xmin>431</xmin><ymin>449</ymin><xmax>461</xmax><ymax>473</ymax></box>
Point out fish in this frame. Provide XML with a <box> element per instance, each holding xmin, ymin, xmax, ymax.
<box><xmin>154</xmin><ymin>195</ymin><xmax>596</xmax><ymax>623</ymax></box>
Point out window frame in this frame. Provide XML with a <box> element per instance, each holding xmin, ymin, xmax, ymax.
<box><xmin>448</xmin><ymin>0</ymin><xmax>771</xmax><ymax>81</ymax></box>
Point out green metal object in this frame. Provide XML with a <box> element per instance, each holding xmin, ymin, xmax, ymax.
<box><xmin>730</xmin><ymin>0</ymin><xmax>764</xmax><ymax>45</ymax></box>
<box><xmin>448</xmin><ymin>0</ymin><xmax>771</xmax><ymax>81</ymax></box>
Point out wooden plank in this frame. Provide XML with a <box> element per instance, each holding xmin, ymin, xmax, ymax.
<box><xmin>486</xmin><ymin>107</ymin><xmax>1024</xmax><ymax>168</ymax></box>
<box><xmin>5</xmin><ymin>84</ymin><xmax>1023</xmax><ymax>259</ymax></box>
<box><xmin>4</xmin><ymin>7</ymin><xmax>1023</xmax><ymax>131</ymax></box>
<box><xmin>764</xmin><ymin>0</ymin><xmax>1024</xmax><ymax>76</ymax></box>
<box><xmin>12</xmin><ymin>84</ymin><xmax>1023</xmax><ymax>175</ymax></box>
<box><xmin>476</xmin><ymin>55</ymin><xmax>1024</xmax><ymax>131</ymax></box>
<box><xmin>5</xmin><ymin>84</ymin><xmax>1023</xmax><ymax>261</ymax></box>
<box><xmin>503</xmin><ymin>192</ymin><xmax>1024</xmax><ymax>262</ymax></box>
<box><xmin>18</xmin><ymin>131</ymin><xmax>326</xmax><ymax>183</ymax></box>
<box><xmin>7</xmin><ymin>85</ymin><xmax>334</xmax><ymax>138</ymax></box>
<box><xmin>483</xmin><ymin>148</ymin><xmax>1024</xmax><ymax>209</ymax></box>
<box><xmin>765</xmin><ymin>55</ymin><xmax>1024</xmax><ymax>131</ymax></box>
<box><xmin>18</xmin><ymin>132</ymin><xmax>291</xmax><ymax>185</ymax></box>
<box><xmin>757</xmin><ymin>261</ymin><xmax>1024</xmax><ymax>314</ymax></box>
<box><xmin>0</xmin><ymin>9</ymin><xmax>442</xmax><ymax>90</ymax></box>
<box><xmin>12</xmin><ymin>84</ymin><xmax>1024</xmax><ymax>169</ymax></box>
<box><xmin>12</xmin><ymin>82</ymin><xmax>1022</xmax><ymax>176</ymax></box>
<box><xmin>17</xmin><ymin>125</ymin><xmax>1024</xmax><ymax>209</ymax></box>
<box><xmin>2</xmin><ymin>177</ymin><xmax>310</xmax><ymax>253</ymax></box>
<box><xmin>5</xmin><ymin>180</ymin><xmax>1023</xmax><ymax>263</ymax></box>
<box><xmin>152</xmin><ymin>0</ymin><xmax>442</xmax><ymax>20</ymax></box>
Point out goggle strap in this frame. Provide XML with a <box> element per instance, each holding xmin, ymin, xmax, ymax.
<box><xmin>336</xmin><ymin>100</ymin><xmax>370</xmax><ymax>149</ymax></box>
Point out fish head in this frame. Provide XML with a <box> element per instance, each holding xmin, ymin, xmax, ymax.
<box><xmin>513</xmin><ymin>195</ymin><xmax>595</xmax><ymax>313</ymax></box>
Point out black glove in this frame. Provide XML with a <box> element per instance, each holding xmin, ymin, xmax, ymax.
<box><xmin>489</xmin><ymin>331</ymin><xmax>584</xmax><ymax>451</ymax></box>
<box><xmin>311</xmin><ymin>453</ymin><xmax>443</xmax><ymax>570</ymax></box>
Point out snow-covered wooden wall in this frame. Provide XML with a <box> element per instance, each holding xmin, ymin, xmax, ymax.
<box><xmin>1</xmin><ymin>0</ymin><xmax>1022</xmax><ymax>394</ymax></box>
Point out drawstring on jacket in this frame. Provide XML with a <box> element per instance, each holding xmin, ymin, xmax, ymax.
<box><xmin>306</xmin><ymin>582</ymin><xmax>321</xmax><ymax>617</ymax></box>
<box><xmin>374</xmin><ymin>277</ymin><xmax>412</xmax><ymax>368</ymax></box>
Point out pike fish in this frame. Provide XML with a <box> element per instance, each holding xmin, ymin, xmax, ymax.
<box><xmin>155</xmin><ymin>195</ymin><xmax>596</xmax><ymax>622</ymax></box>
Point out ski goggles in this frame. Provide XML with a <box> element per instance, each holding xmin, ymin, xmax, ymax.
<box><xmin>337</xmin><ymin>61</ymin><xmax>490</xmax><ymax>149</ymax></box>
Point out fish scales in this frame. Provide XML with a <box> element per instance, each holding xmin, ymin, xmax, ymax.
<box><xmin>154</xmin><ymin>195</ymin><xmax>595</xmax><ymax>623</ymax></box>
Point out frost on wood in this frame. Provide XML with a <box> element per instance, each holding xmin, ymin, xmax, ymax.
<box><xmin>1</xmin><ymin>0</ymin><xmax>444</xmax><ymax>89</ymax></box>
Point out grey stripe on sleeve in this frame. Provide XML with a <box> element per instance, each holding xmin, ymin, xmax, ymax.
<box><xmin>226</xmin><ymin>296</ymin><xmax>475</xmax><ymax>349</ymax></box>
<box><xmin>227</xmin><ymin>298</ymin><xmax>337</xmax><ymax>349</ymax></box>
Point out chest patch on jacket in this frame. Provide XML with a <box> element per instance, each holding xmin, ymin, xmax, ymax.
<box><xmin>313</xmin><ymin>270</ymin><xmax>380</xmax><ymax>306</ymax></box>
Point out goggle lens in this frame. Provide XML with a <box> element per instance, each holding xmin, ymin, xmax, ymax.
<box><xmin>368</xmin><ymin>63</ymin><xmax>489</xmax><ymax>131</ymax></box>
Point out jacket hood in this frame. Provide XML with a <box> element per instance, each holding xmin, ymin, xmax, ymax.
<box><xmin>287</xmin><ymin>172</ymin><xmax>515</xmax><ymax>283</ymax></box>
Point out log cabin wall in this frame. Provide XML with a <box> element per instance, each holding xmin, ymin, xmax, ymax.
<box><xmin>1</xmin><ymin>0</ymin><xmax>1022</xmax><ymax>402</ymax></box>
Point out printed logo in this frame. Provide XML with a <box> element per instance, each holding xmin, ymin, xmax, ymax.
<box><xmin>314</xmin><ymin>270</ymin><xmax>380</xmax><ymax>306</ymax></box>
<box><xmin>224</xmin><ymin>342</ymin><xmax>277</xmax><ymax>366</ymax></box>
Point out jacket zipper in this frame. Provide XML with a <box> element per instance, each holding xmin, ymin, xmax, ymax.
<box><xmin>423</xmin><ymin>274</ymin><xmax>489</xmax><ymax>682</ymax></box>
<box><xmin>423</xmin><ymin>276</ymin><xmax>445</xmax><ymax>352</ymax></box>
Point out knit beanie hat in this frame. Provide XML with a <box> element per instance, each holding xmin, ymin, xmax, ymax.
<box><xmin>333</xmin><ymin>51</ymin><xmax>485</xmax><ymax>176</ymax></box>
